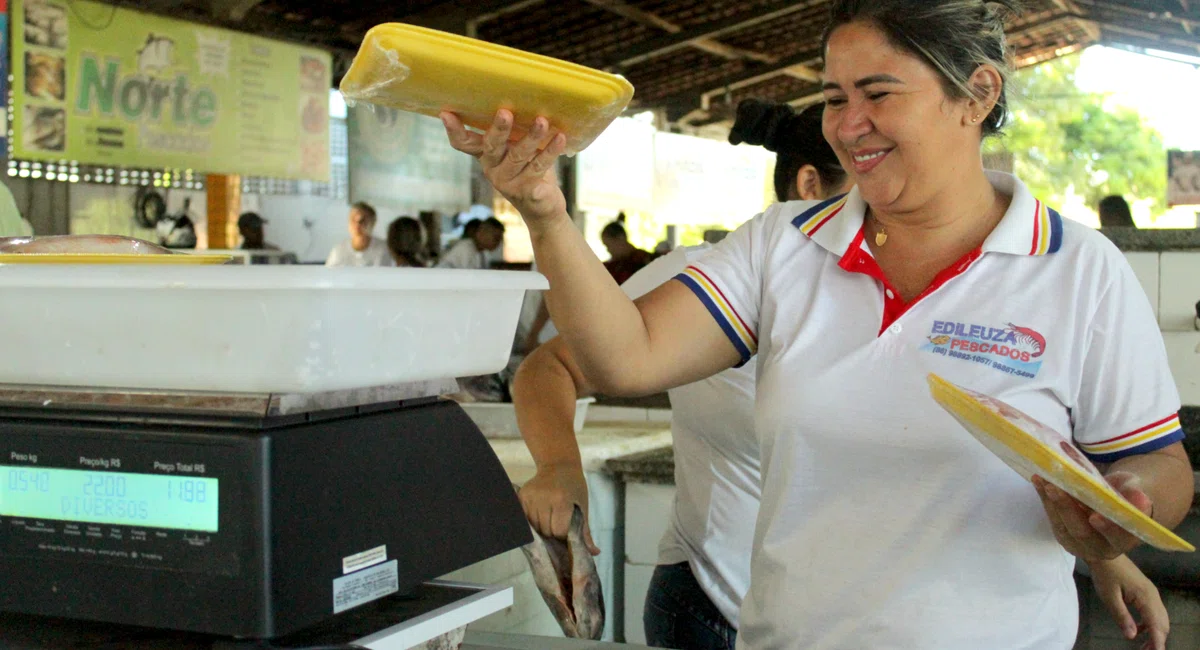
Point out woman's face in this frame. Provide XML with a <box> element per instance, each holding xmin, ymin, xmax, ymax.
<box><xmin>821</xmin><ymin>21</ymin><xmax>978</xmax><ymax>215</ymax></box>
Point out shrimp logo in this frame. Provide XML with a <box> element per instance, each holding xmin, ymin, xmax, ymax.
<box><xmin>922</xmin><ymin>320</ymin><xmax>1046</xmax><ymax>379</ymax></box>
<box><xmin>1006</xmin><ymin>323</ymin><xmax>1046</xmax><ymax>358</ymax></box>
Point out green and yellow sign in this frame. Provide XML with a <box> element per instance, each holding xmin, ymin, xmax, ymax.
<box><xmin>12</xmin><ymin>0</ymin><xmax>331</xmax><ymax>180</ymax></box>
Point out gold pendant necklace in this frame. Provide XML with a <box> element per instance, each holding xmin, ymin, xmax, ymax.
<box><xmin>871</xmin><ymin>214</ymin><xmax>888</xmax><ymax>247</ymax></box>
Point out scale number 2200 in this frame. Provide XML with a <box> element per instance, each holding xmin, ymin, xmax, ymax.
<box><xmin>168</xmin><ymin>480</ymin><xmax>208</xmax><ymax>503</ymax></box>
<box><xmin>83</xmin><ymin>474</ymin><xmax>127</xmax><ymax>497</ymax></box>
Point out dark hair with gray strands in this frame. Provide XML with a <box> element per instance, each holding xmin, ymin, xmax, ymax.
<box><xmin>822</xmin><ymin>0</ymin><xmax>1023</xmax><ymax>138</ymax></box>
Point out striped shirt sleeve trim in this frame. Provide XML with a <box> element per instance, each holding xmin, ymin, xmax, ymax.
<box><xmin>675</xmin><ymin>267</ymin><xmax>756</xmax><ymax>365</ymax></box>
<box><xmin>1078</xmin><ymin>413</ymin><xmax>1185</xmax><ymax>462</ymax></box>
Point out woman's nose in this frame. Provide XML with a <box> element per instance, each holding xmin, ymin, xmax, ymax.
<box><xmin>836</xmin><ymin>101</ymin><xmax>873</xmax><ymax>144</ymax></box>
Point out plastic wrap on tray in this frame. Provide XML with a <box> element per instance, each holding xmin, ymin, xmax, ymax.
<box><xmin>928</xmin><ymin>374</ymin><xmax>1194</xmax><ymax>552</ymax></box>
<box><xmin>0</xmin><ymin>235</ymin><xmax>172</xmax><ymax>255</ymax></box>
<box><xmin>339</xmin><ymin>23</ymin><xmax>635</xmax><ymax>155</ymax></box>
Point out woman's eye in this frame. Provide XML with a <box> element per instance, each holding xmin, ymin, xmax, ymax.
<box><xmin>825</xmin><ymin>97</ymin><xmax>847</xmax><ymax>107</ymax></box>
<box><xmin>868</xmin><ymin>92</ymin><xmax>889</xmax><ymax>101</ymax></box>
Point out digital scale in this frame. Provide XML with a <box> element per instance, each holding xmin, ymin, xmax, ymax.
<box><xmin>0</xmin><ymin>381</ymin><xmax>533</xmax><ymax>639</ymax></box>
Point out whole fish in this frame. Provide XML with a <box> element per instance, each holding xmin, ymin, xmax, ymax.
<box><xmin>513</xmin><ymin>485</ymin><xmax>605</xmax><ymax>640</ymax></box>
<box><xmin>0</xmin><ymin>235</ymin><xmax>173</xmax><ymax>255</ymax></box>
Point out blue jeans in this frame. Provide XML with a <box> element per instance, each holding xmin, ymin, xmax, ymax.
<box><xmin>643</xmin><ymin>562</ymin><xmax>737</xmax><ymax>650</ymax></box>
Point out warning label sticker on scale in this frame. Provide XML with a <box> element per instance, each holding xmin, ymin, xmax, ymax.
<box><xmin>343</xmin><ymin>544</ymin><xmax>388</xmax><ymax>574</ymax></box>
<box><xmin>333</xmin><ymin>560</ymin><xmax>399</xmax><ymax>614</ymax></box>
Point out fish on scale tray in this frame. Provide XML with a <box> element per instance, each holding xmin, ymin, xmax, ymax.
<box><xmin>0</xmin><ymin>235</ymin><xmax>173</xmax><ymax>255</ymax></box>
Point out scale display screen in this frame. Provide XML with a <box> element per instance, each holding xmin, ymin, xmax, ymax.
<box><xmin>0</xmin><ymin>465</ymin><xmax>218</xmax><ymax>532</ymax></box>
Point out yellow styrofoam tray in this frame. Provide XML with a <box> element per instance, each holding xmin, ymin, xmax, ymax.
<box><xmin>928</xmin><ymin>373</ymin><xmax>1193</xmax><ymax>552</ymax></box>
<box><xmin>0</xmin><ymin>254</ymin><xmax>233</xmax><ymax>265</ymax></box>
<box><xmin>340</xmin><ymin>23</ymin><xmax>635</xmax><ymax>154</ymax></box>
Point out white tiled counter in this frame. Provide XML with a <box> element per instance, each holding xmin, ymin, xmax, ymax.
<box><xmin>1122</xmin><ymin>249</ymin><xmax>1200</xmax><ymax>404</ymax></box>
<box><xmin>441</xmin><ymin>423</ymin><xmax>672</xmax><ymax>643</ymax></box>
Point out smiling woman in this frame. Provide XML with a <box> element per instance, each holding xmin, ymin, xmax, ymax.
<box><xmin>438</xmin><ymin>0</ymin><xmax>1195</xmax><ymax>648</ymax></box>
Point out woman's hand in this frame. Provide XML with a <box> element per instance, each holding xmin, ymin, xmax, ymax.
<box><xmin>1033</xmin><ymin>473</ymin><xmax>1152</xmax><ymax>561</ymax></box>
<box><xmin>1089</xmin><ymin>555</ymin><xmax>1169</xmax><ymax>650</ymax></box>
<box><xmin>440</xmin><ymin>109</ymin><xmax>569</xmax><ymax>232</ymax></box>
<box><xmin>518</xmin><ymin>463</ymin><xmax>600</xmax><ymax>556</ymax></box>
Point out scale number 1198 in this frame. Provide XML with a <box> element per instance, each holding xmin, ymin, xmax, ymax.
<box><xmin>167</xmin><ymin>479</ymin><xmax>208</xmax><ymax>503</ymax></box>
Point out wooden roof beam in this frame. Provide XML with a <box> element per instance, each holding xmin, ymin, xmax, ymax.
<box><xmin>599</xmin><ymin>1</ymin><xmax>819</xmax><ymax>70</ymax></box>
<box><xmin>397</xmin><ymin>0</ymin><xmax>541</xmax><ymax>34</ymax></box>
<box><xmin>663</xmin><ymin>11</ymin><xmax>1096</xmax><ymax>124</ymax></box>
<box><xmin>467</xmin><ymin>0</ymin><xmax>546</xmax><ymax>35</ymax></box>
<box><xmin>656</xmin><ymin>46</ymin><xmax>823</xmax><ymax>121</ymax></box>
<box><xmin>1096</xmin><ymin>23</ymin><xmax>1200</xmax><ymax>55</ymax></box>
<box><xmin>1076</xmin><ymin>0</ymin><xmax>1200</xmax><ymax>31</ymax></box>
<box><xmin>209</xmin><ymin>0</ymin><xmax>264</xmax><ymax>21</ymax></box>
<box><xmin>1096</xmin><ymin>19</ymin><xmax>1200</xmax><ymax>53</ymax></box>
<box><xmin>1045</xmin><ymin>0</ymin><xmax>1084</xmax><ymax>13</ymax></box>
<box><xmin>780</xmin><ymin>64</ymin><xmax>821</xmax><ymax>83</ymax></box>
<box><xmin>580</xmin><ymin>0</ymin><xmax>775</xmax><ymax>64</ymax></box>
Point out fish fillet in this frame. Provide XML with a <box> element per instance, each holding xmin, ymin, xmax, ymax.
<box><xmin>0</xmin><ymin>235</ymin><xmax>173</xmax><ymax>255</ymax></box>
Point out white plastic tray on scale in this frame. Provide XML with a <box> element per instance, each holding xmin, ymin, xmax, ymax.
<box><xmin>0</xmin><ymin>265</ymin><xmax>547</xmax><ymax>393</ymax></box>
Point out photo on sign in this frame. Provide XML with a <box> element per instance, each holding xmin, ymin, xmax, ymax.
<box><xmin>24</xmin><ymin>53</ymin><xmax>65</xmax><ymax>102</ymax></box>
<box><xmin>299</xmin><ymin>56</ymin><xmax>327</xmax><ymax>94</ymax></box>
<box><xmin>23</xmin><ymin>105</ymin><xmax>65</xmax><ymax>152</ymax></box>
<box><xmin>1168</xmin><ymin>151</ymin><xmax>1200</xmax><ymax>207</ymax></box>
<box><xmin>301</xmin><ymin>95</ymin><xmax>327</xmax><ymax>134</ymax></box>
<box><xmin>301</xmin><ymin>141</ymin><xmax>328</xmax><ymax>178</ymax></box>
<box><xmin>23</xmin><ymin>0</ymin><xmax>68</xmax><ymax>50</ymax></box>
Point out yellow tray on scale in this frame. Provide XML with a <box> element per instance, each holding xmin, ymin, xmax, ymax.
<box><xmin>927</xmin><ymin>373</ymin><xmax>1193</xmax><ymax>552</ymax></box>
<box><xmin>0</xmin><ymin>253</ymin><xmax>233</xmax><ymax>265</ymax></box>
<box><xmin>339</xmin><ymin>23</ymin><xmax>635</xmax><ymax>155</ymax></box>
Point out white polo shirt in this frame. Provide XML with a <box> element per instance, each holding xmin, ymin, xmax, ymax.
<box><xmin>325</xmin><ymin>237</ymin><xmax>394</xmax><ymax>267</ymax></box>
<box><xmin>675</xmin><ymin>172</ymin><xmax>1184</xmax><ymax>650</ymax></box>
<box><xmin>438</xmin><ymin>238</ymin><xmax>489</xmax><ymax>269</ymax></box>
<box><xmin>621</xmin><ymin>246</ymin><xmax>760</xmax><ymax>628</ymax></box>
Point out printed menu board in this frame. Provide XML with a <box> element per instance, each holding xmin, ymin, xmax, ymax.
<box><xmin>12</xmin><ymin>0</ymin><xmax>331</xmax><ymax>181</ymax></box>
<box><xmin>0</xmin><ymin>0</ymin><xmax>9</xmax><ymax>151</ymax></box>
<box><xmin>1168</xmin><ymin>150</ymin><xmax>1200</xmax><ymax>207</ymax></box>
<box><xmin>347</xmin><ymin>103</ymin><xmax>471</xmax><ymax>213</ymax></box>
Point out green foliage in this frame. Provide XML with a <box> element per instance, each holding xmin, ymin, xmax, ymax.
<box><xmin>988</xmin><ymin>54</ymin><xmax>1167</xmax><ymax>212</ymax></box>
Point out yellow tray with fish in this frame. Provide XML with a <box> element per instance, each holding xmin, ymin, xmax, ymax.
<box><xmin>0</xmin><ymin>253</ymin><xmax>233</xmax><ymax>265</ymax></box>
<box><xmin>927</xmin><ymin>373</ymin><xmax>1194</xmax><ymax>552</ymax></box>
<box><xmin>339</xmin><ymin>23</ymin><xmax>634</xmax><ymax>155</ymax></box>
<box><xmin>0</xmin><ymin>235</ymin><xmax>232</xmax><ymax>265</ymax></box>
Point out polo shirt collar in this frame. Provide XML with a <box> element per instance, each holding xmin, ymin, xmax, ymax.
<box><xmin>790</xmin><ymin>172</ymin><xmax>1064</xmax><ymax>258</ymax></box>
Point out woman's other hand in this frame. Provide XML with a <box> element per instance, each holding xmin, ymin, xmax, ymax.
<box><xmin>441</xmin><ymin>109</ymin><xmax>569</xmax><ymax>232</ymax></box>
<box><xmin>1089</xmin><ymin>555</ymin><xmax>1169</xmax><ymax>650</ymax></box>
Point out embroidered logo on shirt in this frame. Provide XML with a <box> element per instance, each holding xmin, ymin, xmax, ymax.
<box><xmin>922</xmin><ymin>320</ymin><xmax>1045</xmax><ymax>379</ymax></box>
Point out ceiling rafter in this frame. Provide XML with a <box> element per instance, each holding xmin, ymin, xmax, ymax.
<box><xmin>209</xmin><ymin>0</ymin><xmax>265</xmax><ymax>21</ymax></box>
<box><xmin>81</xmin><ymin>0</ymin><xmax>1200</xmax><ymax>119</ymax></box>
<box><xmin>675</xmin><ymin>9</ymin><xmax>1102</xmax><ymax>126</ymax></box>
<box><xmin>597</xmin><ymin>1</ymin><xmax>820</xmax><ymax>70</ymax></box>
<box><xmin>580</xmin><ymin>0</ymin><xmax>775</xmax><ymax>64</ymax></box>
